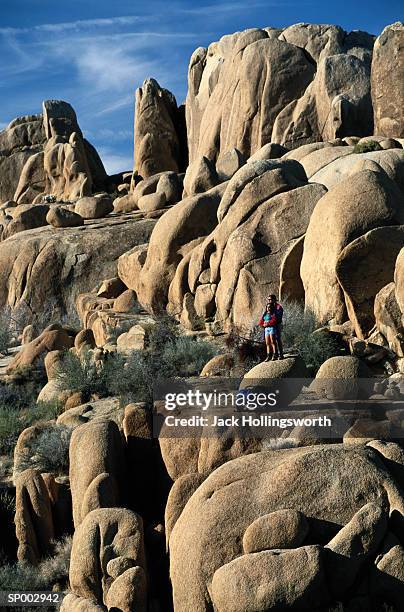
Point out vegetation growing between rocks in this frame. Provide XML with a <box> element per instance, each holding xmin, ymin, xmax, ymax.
<box><xmin>0</xmin><ymin>535</ymin><xmax>71</xmax><ymax>606</ymax></box>
<box><xmin>281</xmin><ymin>300</ymin><xmax>343</xmax><ymax>372</ymax></box>
<box><xmin>353</xmin><ymin>140</ymin><xmax>382</xmax><ymax>153</ymax></box>
<box><xmin>55</xmin><ymin>319</ymin><xmax>218</xmax><ymax>406</ymax></box>
<box><xmin>0</xmin><ymin>314</ymin><xmax>12</xmax><ymax>356</ymax></box>
<box><xmin>0</xmin><ymin>383</ymin><xmax>61</xmax><ymax>457</ymax></box>
<box><xmin>16</xmin><ymin>424</ymin><xmax>72</xmax><ymax>476</ymax></box>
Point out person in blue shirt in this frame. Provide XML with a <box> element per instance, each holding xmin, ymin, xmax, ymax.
<box><xmin>259</xmin><ymin>295</ymin><xmax>284</xmax><ymax>361</ymax></box>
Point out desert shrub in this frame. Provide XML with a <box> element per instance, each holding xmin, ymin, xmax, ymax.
<box><xmin>0</xmin><ymin>406</ymin><xmax>23</xmax><ymax>455</ymax></box>
<box><xmin>106</xmin><ymin>334</ymin><xmax>218</xmax><ymax>405</ymax></box>
<box><xmin>0</xmin><ymin>535</ymin><xmax>71</xmax><ymax>597</ymax></box>
<box><xmin>0</xmin><ymin>313</ymin><xmax>12</xmax><ymax>356</ymax></box>
<box><xmin>353</xmin><ymin>140</ymin><xmax>382</xmax><ymax>153</ymax></box>
<box><xmin>161</xmin><ymin>336</ymin><xmax>218</xmax><ymax>377</ymax></box>
<box><xmin>299</xmin><ymin>331</ymin><xmax>343</xmax><ymax>374</ymax></box>
<box><xmin>271</xmin><ymin>300</ymin><xmax>341</xmax><ymax>373</ymax></box>
<box><xmin>146</xmin><ymin>314</ymin><xmax>179</xmax><ymax>352</ymax></box>
<box><xmin>17</xmin><ymin>424</ymin><xmax>72</xmax><ymax>475</ymax></box>
<box><xmin>55</xmin><ymin>349</ymin><xmax>108</xmax><ymax>400</ymax></box>
<box><xmin>0</xmin><ymin>379</ymin><xmax>62</xmax><ymax>457</ymax></box>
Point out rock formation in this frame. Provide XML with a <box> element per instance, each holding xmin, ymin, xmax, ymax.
<box><xmin>0</xmin><ymin>99</ymin><xmax>108</xmax><ymax>206</ymax></box>
<box><xmin>1</xmin><ymin>19</ymin><xmax>404</xmax><ymax>612</ymax></box>
<box><xmin>186</xmin><ymin>25</ymin><xmax>375</xmax><ymax>163</ymax></box>
<box><xmin>372</xmin><ymin>22</ymin><xmax>404</xmax><ymax>138</ymax></box>
<box><xmin>134</xmin><ymin>78</ymin><xmax>187</xmax><ymax>179</ymax></box>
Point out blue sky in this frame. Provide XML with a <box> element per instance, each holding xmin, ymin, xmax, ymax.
<box><xmin>0</xmin><ymin>1</ymin><xmax>402</xmax><ymax>174</ymax></box>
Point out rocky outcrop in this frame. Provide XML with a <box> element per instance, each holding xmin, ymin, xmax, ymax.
<box><xmin>69</xmin><ymin>420</ymin><xmax>125</xmax><ymax>527</ymax></box>
<box><xmin>0</xmin><ymin>100</ymin><xmax>108</xmax><ymax>207</ymax></box>
<box><xmin>134</xmin><ymin>78</ymin><xmax>187</xmax><ymax>179</ymax></box>
<box><xmin>14</xmin><ymin>469</ymin><xmax>55</xmax><ymax>564</ymax></box>
<box><xmin>372</xmin><ymin>22</ymin><xmax>404</xmax><ymax>138</ymax></box>
<box><xmin>301</xmin><ymin>169</ymin><xmax>404</xmax><ymax>325</ymax></box>
<box><xmin>65</xmin><ymin>508</ymin><xmax>146</xmax><ymax>611</ymax></box>
<box><xmin>186</xmin><ymin>25</ymin><xmax>374</xmax><ymax>163</ymax></box>
<box><xmin>0</xmin><ymin>114</ymin><xmax>45</xmax><ymax>203</ymax></box>
<box><xmin>0</xmin><ymin>214</ymin><xmax>155</xmax><ymax>330</ymax></box>
<box><xmin>336</xmin><ymin>226</ymin><xmax>404</xmax><ymax>338</ymax></box>
<box><xmin>169</xmin><ymin>444</ymin><xmax>404</xmax><ymax>611</ymax></box>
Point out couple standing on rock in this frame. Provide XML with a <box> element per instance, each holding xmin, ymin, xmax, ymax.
<box><xmin>259</xmin><ymin>294</ymin><xmax>284</xmax><ymax>361</ymax></box>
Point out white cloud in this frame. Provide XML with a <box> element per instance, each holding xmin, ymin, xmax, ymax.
<box><xmin>98</xmin><ymin>150</ymin><xmax>133</xmax><ymax>175</ymax></box>
<box><xmin>0</xmin><ymin>15</ymin><xmax>152</xmax><ymax>36</ymax></box>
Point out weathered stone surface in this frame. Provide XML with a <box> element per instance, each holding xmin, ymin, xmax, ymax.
<box><xmin>200</xmin><ymin>353</ymin><xmax>235</xmax><ymax>377</ymax></box>
<box><xmin>137</xmin><ymin>183</ymin><xmax>226</xmax><ymax>312</ymax></box>
<box><xmin>216</xmin><ymin>148</ymin><xmax>246</xmax><ymax>180</ymax></box>
<box><xmin>279</xmin><ymin>235</ymin><xmax>305</xmax><ymax>302</ymax></box>
<box><xmin>211</xmin><ymin>546</ymin><xmax>329</xmax><ymax>612</ymax></box>
<box><xmin>325</xmin><ymin>501</ymin><xmax>388</xmax><ymax>595</ymax></box>
<box><xmin>74</xmin><ymin>328</ymin><xmax>96</xmax><ymax>351</ymax></box>
<box><xmin>75</xmin><ymin>195</ymin><xmax>113</xmax><ymax>219</ymax></box>
<box><xmin>308</xmin><ymin>149</ymin><xmax>404</xmax><ymax>192</ymax></box>
<box><xmin>372</xmin><ymin>22</ymin><xmax>404</xmax><ymax>138</ymax></box>
<box><xmin>0</xmin><ymin>215</ymin><xmax>155</xmax><ymax>329</ymax></box>
<box><xmin>69</xmin><ymin>508</ymin><xmax>145</xmax><ymax>608</ymax></box>
<box><xmin>97</xmin><ymin>277</ymin><xmax>125</xmax><ymax>299</ymax></box>
<box><xmin>301</xmin><ymin>170</ymin><xmax>404</xmax><ymax>325</ymax></box>
<box><xmin>394</xmin><ymin>248</ymin><xmax>404</xmax><ymax>325</ymax></box>
<box><xmin>137</xmin><ymin>192</ymin><xmax>166</xmax><ymax>213</ymax></box>
<box><xmin>165</xmin><ymin>473</ymin><xmax>205</xmax><ymax>543</ymax></box>
<box><xmin>117</xmin><ymin>324</ymin><xmax>147</xmax><ymax>353</ymax></box>
<box><xmin>156</xmin><ymin>172</ymin><xmax>182</xmax><ymax>205</ymax></box>
<box><xmin>187</xmin><ymin>30</ymin><xmax>316</xmax><ymax>162</ymax></box>
<box><xmin>0</xmin><ymin>114</ymin><xmax>45</xmax><ymax>203</ymax></box>
<box><xmin>15</xmin><ymin>468</ymin><xmax>54</xmax><ymax>564</ymax></box>
<box><xmin>273</xmin><ymin>49</ymin><xmax>373</xmax><ymax>147</ymax></box>
<box><xmin>113</xmin><ymin>289</ymin><xmax>138</xmax><ymax>313</ymax></box>
<box><xmin>118</xmin><ymin>244</ymin><xmax>148</xmax><ymax>295</ymax></box>
<box><xmin>6</xmin><ymin>326</ymin><xmax>74</xmax><ymax>373</ymax></box>
<box><xmin>243</xmin><ymin>509</ymin><xmax>309</xmax><ymax>553</ymax></box>
<box><xmin>313</xmin><ymin>356</ymin><xmax>372</xmax><ymax>399</ymax></box>
<box><xmin>57</xmin><ymin>397</ymin><xmax>123</xmax><ymax>430</ymax></box>
<box><xmin>374</xmin><ymin>543</ymin><xmax>404</xmax><ymax>607</ymax></box>
<box><xmin>215</xmin><ymin>180</ymin><xmax>325</xmax><ymax>328</ymax></box>
<box><xmin>113</xmin><ymin>193</ymin><xmax>138</xmax><ymax>213</ymax></box>
<box><xmin>248</xmin><ymin>142</ymin><xmax>288</xmax><ymax>162</ymax></box>
<box><xmin>375</xmin><ymin>283</ymin><xmax>404</xmax><ymax>356</ymax></box>
<box><xmin>183</xmin><ymin>155</ymin><xmax>219</xmax><ymax>197</ymax></box>
<box><xmin>170</xmin><ymin>444</ymin><xmax>404</xmax><ymax>611</ymax></box>
<box><xmin>336</xmin><ymin>226</ymin><xmax>404</xmax><ymax>338</ymax></box>
<box><xmin>69</xmin><ymin>420</ymin><xmax>125</xmax><ymax>526</ymax></box>
<box><xmin>46</xmin><ymin>205</ymin><xmax>84</xmax><ymax>228</ymax></box>
<box><xmin>2</xmin><ymin>204</ymin><xmax>49</xmax><ymax>239</ymax></box>
<box><xmin>166</xmin><ymin>160</ymin><xmax>313</xmax><ymax>328</ymax></box>
<box><xmin>41</xmin><ymin>100</ymin><xmax>107</xmax><ymax>201</ymax></box>
<box><xmin>134</xmin><ymin>78</ymin><xmax>186</xmax><ymax>179</ymax></box>
<box><xmin>105</xmin><ymin>566</ymin><xmax>147</xmax><ymax>612</ymax></box>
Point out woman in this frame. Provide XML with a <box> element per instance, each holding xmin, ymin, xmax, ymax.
<box><xmin>259</xmin><ymin>303</ymin><xmax>280</xmax><ymax>361</ymax></box>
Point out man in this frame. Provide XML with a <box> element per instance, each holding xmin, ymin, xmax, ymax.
<box><xmin>266</xmin><ymin>294</ymin><xmax>284</xmax><ymax>359</ymax></box>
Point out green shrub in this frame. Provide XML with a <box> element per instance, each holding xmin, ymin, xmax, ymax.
<box><xmin>55</xmin><ymin>349</ymin><xmax>108</xmax><ymax>400</ymax></box>
<box><xmin>0</xmin><ymin>314</ymin><xmax>11</xmax><ymax>356</ymax></box>
<box><xmin>146</xmin><ymin>315</ymin><xmax>179</xmax><ymax>352</ymax></box>
<box><xmin>353</xmin><ymin>140</ymin><xmax>382</xmax><ymax>154</ymax></box>
<box><xmin>0</xmin><ymin>381</ymin><xmax>62</xmax><ymax>457</ymax></box>
<box><xmin>161</xmin><ymin>336</ymin><xmax>218</xmax><ymax>377</ymax></box>
<box><xmin>106</xmin><ymin>334</ymin><xmax>218</xmax><ymax>405</ymax></box>
<box><xmin>278</xmin><ymin>300</ymin><xmax>342</xmax><ymax>373</ymax></box>
<box><xmin>0</xmin><ymin>407</ymin><xmax>24</xmax><ymax>455</ymax></box>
